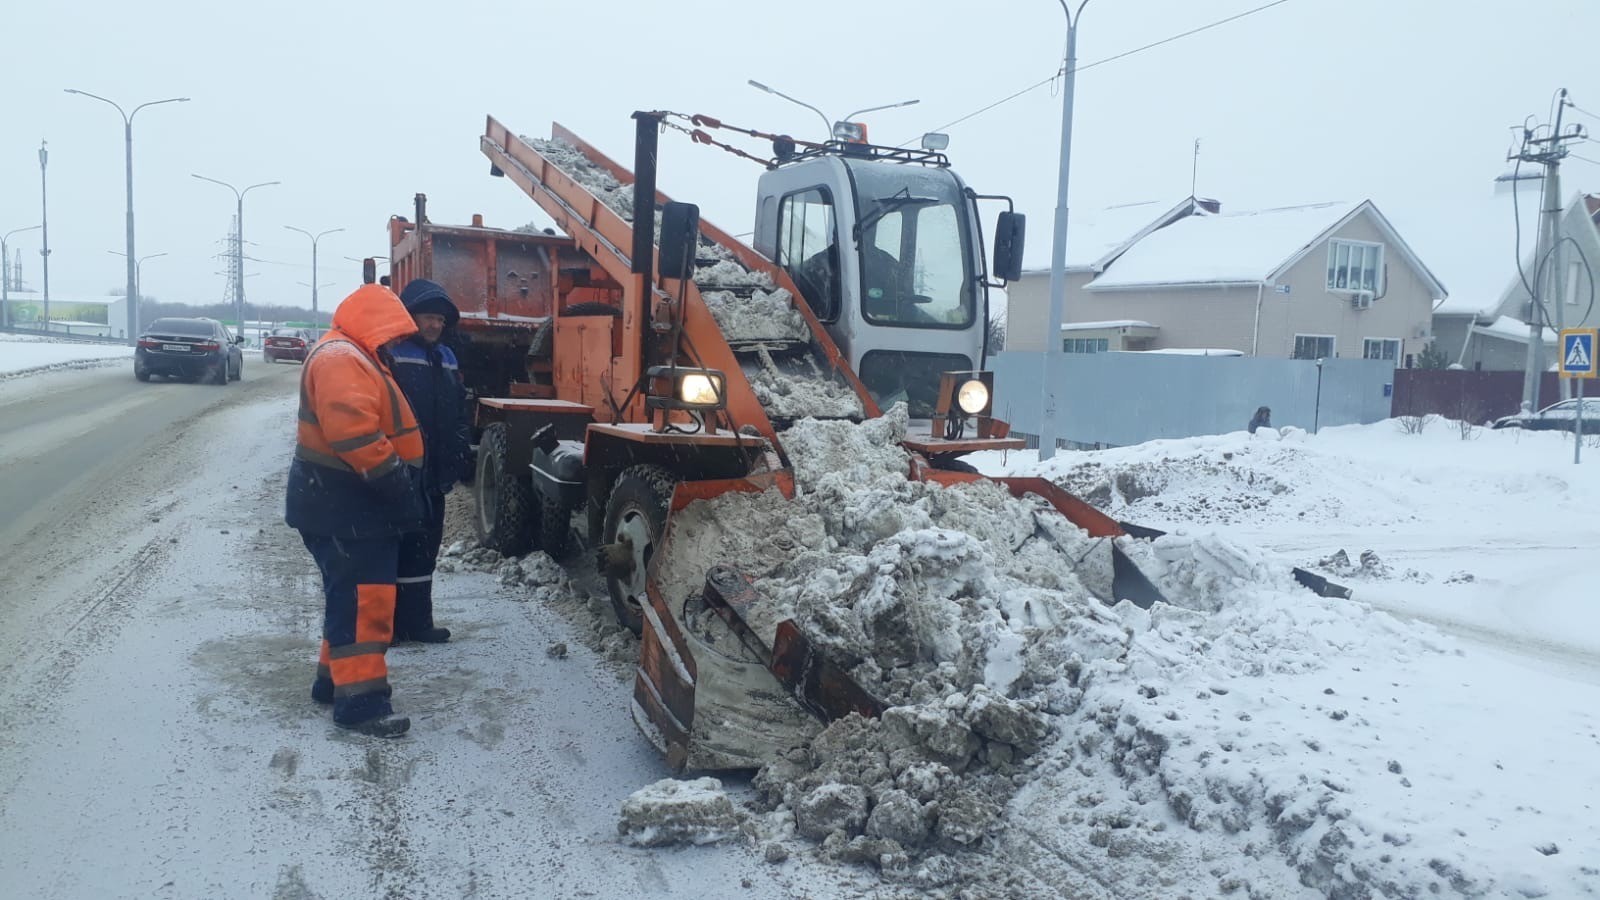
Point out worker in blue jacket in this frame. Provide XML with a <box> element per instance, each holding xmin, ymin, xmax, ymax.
<box><xmin>390</xmin><ymin>278</ymin><xmax>474</xmax><ymax>643</ymax></box>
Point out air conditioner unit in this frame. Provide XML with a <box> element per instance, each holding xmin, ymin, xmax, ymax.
<box><xmin>1351</xmin><ymin>291</ymin><xmax>1373</xmax><ymax>310</ymax></box>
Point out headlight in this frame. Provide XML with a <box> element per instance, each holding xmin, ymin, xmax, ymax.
<box><xmin>956</xmin><ymin>379</ymin><xmax>989</xmax><ymax>415</ymax></box>
<box><xmin>679</xmin><ymin>372</ymin><xmax>723</xmax><ymax>406</ymax></box>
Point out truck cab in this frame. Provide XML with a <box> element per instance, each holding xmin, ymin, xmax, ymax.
<box><xmin>752</xmin><ymin>142</ymin><xmax>1020</xmax><ymax>419</ymax></box>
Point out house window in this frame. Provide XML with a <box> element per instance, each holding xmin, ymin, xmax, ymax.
<box><xmin>1063</xmin><ymin>337</ymin><xmax>1109</xmax><ymax>353</ymax></box>
<box><xmin>1327</xmin><ymin>240</ymin><xmax>1383</xmax><ymax>294</ymax></box>
<box><xmin>1293</xmin><ymin>334</ymin><xmax>1335</xmax><ymax>360</ymax></box>
<box><xmin>1363</xmin><ymin>338</ymin><xmax>1400</xmax><ymax>361</ymax></box>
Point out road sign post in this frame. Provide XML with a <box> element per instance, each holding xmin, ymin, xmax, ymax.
<box><xmin>1558</xmin><ymin>328</ymin><xmax>1597</xmax><ymax>464</ymax></box>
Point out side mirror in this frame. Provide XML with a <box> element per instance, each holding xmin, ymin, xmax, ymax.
<box><xmin>363</xmin><ymin>258</ymin><xmax>377</xmax><ymax>285</ymax></box>
<box><xmin>992</xmin><ymin>212</ymin><xmax>1026</xmax><ymax>283</ymax></box>
<box><xmin>234</xmin><ymin>335</ymin><xmax>246</xmax><ymax>344</ymax></box>
<box><xmin>658</xmin><ymin>201</ymin><xmax>701</xmax><ymax>281</ymax></box>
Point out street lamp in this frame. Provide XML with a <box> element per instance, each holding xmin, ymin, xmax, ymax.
<box><xmin>747</xmin><ymin>79</ymin><xmax>918</xmax><ymax>142</ymax></box>
<box><xmin>284</xmin><ymin>226</ymin><xmax>343</xmax><ymax>320</ymax></box>
<box><xmin>65</xmin><ymin>89</ymin><xmax>190</xmax><ymax>346</ymax></box>
<box><xmin>39</xmin><ymin>141</ymin><xmax>51</xmax><ymax>330</ymax></box>
<box><xmin>1037</xmin><ymin>0</ymin><xmax>1089</xmax><ymax>461</ymax></box>
<box><xmin>2</xmin><ymin>224</ymin><xmax>42</xmax><ymax>329</ymax></box>
<box><xmin>192</xmin><ymin>174</ymin><xmax>280</xmax><ymax>335</ymax></box>
<box><xmin>107</xmin><ymin>250</ymin><xmax>167</xmax><ymax>328</ymax></box>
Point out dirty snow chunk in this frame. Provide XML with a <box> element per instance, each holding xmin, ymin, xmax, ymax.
<box><xmin>701</xmin><ymin>288</ymin><xmax>809</xmax><ymax>342</ymax></box>
<box><xmin>694</xmin><ymin>258</ymin><xmax>774</xmax><ymax>290</ymax></box>
<box><xmin>617</xmin><ymin>777</ymin><xmax>741</xmax><ymax>847</ymax></box>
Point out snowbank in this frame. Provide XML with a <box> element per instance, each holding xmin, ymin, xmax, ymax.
<box><xmin>0</xmin><ymin>333</ymin><xmax>131</xmax><ymax>376</ymax></box>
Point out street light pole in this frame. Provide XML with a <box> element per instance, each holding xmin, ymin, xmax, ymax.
<box><xmin>39</xmin><ymin>142</ymin><xmax>51</xmax><ymax>330</ymax></box>
<box><xmin>748</xmin><ymin>80</ymin><xmax>919</xmax><ymax>142</ymax></box>
<box><xmin>285</xmin><ymin>226</ymin><xmax>344</xmax><ymax>321</ymax></box>
<box><xmin>1037</xmin><ymin>0</ymin><xmax>1089</xmax><ymax>461</ymax></box>
<box><xmin>65</xmin><ymin>90</ymin><xmax>190</xmax><ymax>346</ymax></box>
<box><xmin>108</xmin><ymin>250</ymin><xmax>168</xmax><ymax>323</ymax></box>
<box><xmin>192</xmin><ymin>174</ymin><xmax>279</xmax><ymax>337</ymax></box>
<box><xmin>2</xmin><ymin>224</ymin><xmax>42</xmax><ymax>329</ymax></box>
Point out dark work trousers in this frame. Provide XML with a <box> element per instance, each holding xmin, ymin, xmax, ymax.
<box><xmin>394</xmin><ymin>491</ymin><xmax>447</xmax><ymax>639</ymax></box>
<box><xmin>303</xmin><ymin>532</ymin><xmax>400</xmax><ymax>725</ymax></box>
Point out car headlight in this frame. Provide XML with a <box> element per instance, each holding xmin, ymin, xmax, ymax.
<box><xmin>679</xmin><ymin>372</ymin><xmax>723</xmax><ymax>406</ymax></box>
<box><xmin>956</xmin><ymin>379</ymin><xmax>989</xmax><ymax>415</ymax></box>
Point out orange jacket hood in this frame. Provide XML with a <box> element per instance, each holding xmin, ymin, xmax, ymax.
<box><xmin>327</xmin><ymin>284</ymin><xmax>417</xmax><ymax>354</ymax></box>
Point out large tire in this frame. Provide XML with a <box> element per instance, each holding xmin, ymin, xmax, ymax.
<box><xmin>134</xmin><ymin>363</ymin><xmax>151</xmax><ymax>382</ymax></box>
<box><xmin>231</xmin><ymin>355</ymin><xmax>243</xmax><ymax>381</ymax></box>
<box><xmin>602</xmin><ymin>464</ymin><xmax>676</xmax><ymax>636</ymax></box>
<box><xmin>209</xmin><ymin>360</ymin><xmax>229</xmax><ymax>386</ymax></box>
<box><xmin>474</xmin><ymin>422</ymin><xmax>535</xmax><ymax>556</ymax></box>
<box><xmin>539</xmin><ymin>494</ymin><xmax>573</xmax><ymax>559</ymax></box>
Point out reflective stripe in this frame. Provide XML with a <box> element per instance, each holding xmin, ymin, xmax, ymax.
<box><xmin>333</xmin><ymin>677</ymin><xmax>391</xmax><ymax>699</ymax></box>
<box><xmin>393</xmin><ymin>425</ymin><xmax>420</xmax><ymax>438</ymax></box>
<box><xmin>367</xmin><ymin>454</ymin><xmax>401</xmax><ymax>478</ymax></box>
<box><xmin>395</xmin><ymin>575</ymin><xmax>433</xmax><ymax>584</ymax></box>
<box><xmin>328</xmin><ymin>641</ymin><xmax>390</xmax><ymax>660</ymax></box>
<box><xmin>298</xmin><ymin>405</ymin><xmax>320</xmax><ymax>425</ymax></box>
<box><xmin>390</xmin><ymin>355</ymin><xmax>431</xmax><ymax>366</ymax></box>
<box><xmin>295</xmin><ymin>445</ymin><xmax>357</xmax><ymax>472</ymax></box>
<box><xmin>330</xmin><ymin>431</ymin><xmax>385</xmax><ymax>453</ymax></box>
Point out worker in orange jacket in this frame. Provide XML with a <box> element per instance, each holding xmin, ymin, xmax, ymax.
<box><xmin>285</xmin><ymin>283</ymin><xmax>426</xmax><ymax>738</ymax></box>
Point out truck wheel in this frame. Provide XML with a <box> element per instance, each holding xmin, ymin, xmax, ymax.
<box><xmin>601</xmin><ymin>464</ymin><xmax>676</xmax><ymax>636</ymax></box>
<box><xmin>475</xmin><ymin>422</ymin><xmax>535</xmax><ymax>556</ymax></box>
<box><xmin>539</xmin><ymin>494</ymin><xmax>573</xmax><ymax>559</ymax></box>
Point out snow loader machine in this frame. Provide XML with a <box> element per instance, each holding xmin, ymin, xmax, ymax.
<box><xmin>387</xmin><ymin>112</ymin><xmax>1169</xmax><ymax>772</ymax></box>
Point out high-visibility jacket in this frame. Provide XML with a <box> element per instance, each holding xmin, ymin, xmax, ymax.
<box><xmin>285</xmin><ymin>284</ymin><xmax>427</xmax><ymax>538</ymax></box>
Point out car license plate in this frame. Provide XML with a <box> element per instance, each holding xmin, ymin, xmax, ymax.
<box><xmin>163</xmin><ymin>343</ymin><xmax>190</xmax><ymax>352</ymax></box>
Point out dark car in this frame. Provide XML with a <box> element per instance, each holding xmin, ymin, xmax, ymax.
<box><xmin>263</xmin><ymin>327</ymin><xmax>313</xmax><ymax>363</ymax></box>
<box><xmin>134</xmin><ymin>317</ymin><xmax>244</xmax><ymax>384</ymax></box>
<box><xmin>1491</xmin><ymin>397</ymin><xmax>1600</xmax><ymax>432</ymax></box>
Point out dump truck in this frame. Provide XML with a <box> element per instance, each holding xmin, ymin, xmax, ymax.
<box><xmin>385</xmin><ymin>112</ymin><xmax>1181</xmax><ymax>772</ymax></box>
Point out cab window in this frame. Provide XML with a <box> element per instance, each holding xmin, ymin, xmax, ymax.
<box><xmin>777</xmin><ymin>188</ymin><xmax>840</xmax><ymax>322</ymax></box>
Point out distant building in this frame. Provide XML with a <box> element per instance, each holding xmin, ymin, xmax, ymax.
<box><xmin>1007</xmin><ymin>198</ymin><xmax>1447</xmax><ymax>366</ymax></box>
<box><xmin>0</xmin><ymin>292</ymin><xmax>130</xmax><ymax>338</ymax></box>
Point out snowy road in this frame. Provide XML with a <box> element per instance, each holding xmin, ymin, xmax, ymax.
<box><xmin>0</xmin><ymin>367</ymin><xmax>859</xmax><ymax>899</ymax></box>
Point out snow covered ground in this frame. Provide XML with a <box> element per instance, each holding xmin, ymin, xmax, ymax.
<box><xmin>0</xmin><ymin>331</ymin><xmax>131</xmax><ymax>376</ymax></box>
<box><xmin>967</xmin><ymin>420</ymin><xmax>1600</xmax><ymax>897</ymax></box>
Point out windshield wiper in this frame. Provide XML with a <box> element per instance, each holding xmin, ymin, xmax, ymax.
<box><xmin>854</xmin><ymin>190</ymin><xmax>937</xmax><ymax>245</ymax></box>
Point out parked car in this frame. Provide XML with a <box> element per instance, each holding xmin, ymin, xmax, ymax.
<box><xmin>134</xmin><ymin>317</ymin><xmax>244</xmax><ymax>384</ymax></box>
<box><xmin>1490</xmin><ymin>397</ymin><xmax>1600</xmax><ymax>432</ymax></box>
<box><xmin>263</xmin><ymin>327</ymin><xmax>313</xmax><ymax>363</ymax></box>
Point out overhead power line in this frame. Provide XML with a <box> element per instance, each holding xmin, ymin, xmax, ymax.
<box><xmin>901</xmin><ymin>0</ymin><xmax>1298</xmax><ymax>144</ymax></box>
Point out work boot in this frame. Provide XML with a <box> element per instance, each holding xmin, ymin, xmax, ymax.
<box><xmin>336</xmin><ymin>715</ymin><xmax>411</xmax><ymax>738</ymax></box>
<box><xmin>311</xmin><ymin>677</ymin><xmax>334</xmax><ymax>705</ymax></box>
<box><xmin>395</xmin><ymin>626</ymin><xmax>451</xmax><ymax>644</ymax></box>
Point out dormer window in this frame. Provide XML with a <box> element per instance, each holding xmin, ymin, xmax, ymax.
<box><xmin>1327</xmin><ymin>239</ymin><xmax>1383</xmax><ymax>294</ymax></box>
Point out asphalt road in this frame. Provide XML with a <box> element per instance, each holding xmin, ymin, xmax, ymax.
<box><xmin>0</xmin><ymin>355</ymin><xmax>301</xmax><ymax>549</ymax></box>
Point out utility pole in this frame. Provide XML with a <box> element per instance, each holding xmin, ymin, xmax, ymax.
<box><xmin>39</xmin><ymin>141</ymin><xmax>51</xmax><ymax>330</ymax></box>
<box><xmin>1038</xmin><ymin>0</ymin><xmax>1089</xmax><ymax>461</ymax></box>
<box><xmin>1508</xmin><ymin>89</ymin><xmax>1588</xmax><ymax>412</ymax></box>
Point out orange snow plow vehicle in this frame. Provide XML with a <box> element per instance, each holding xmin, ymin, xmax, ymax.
<box><xmin>385</xmin><ymin>112</ymin><xmax>1172</xmax><ymax>771</ymax></box>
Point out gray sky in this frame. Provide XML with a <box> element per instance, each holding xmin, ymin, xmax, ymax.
<box><xmin>3</xmin><ymin>0</ymin><xmax>1596</xmax><ymax>315</ymax></box>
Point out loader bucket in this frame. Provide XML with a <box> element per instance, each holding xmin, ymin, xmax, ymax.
<box><xmin>631</xmin><ymin>473</ymin><xmax>825</xmax><ymax>773</ymax></box>
<box><xmin>914</xmin><ymin>469</ymin><xmax>1169</xmax><ymax>610</ymax></box>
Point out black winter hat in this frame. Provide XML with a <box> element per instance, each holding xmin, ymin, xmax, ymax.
<box><xmin>398</xmin><ymin>278</ymin><xmax>460</xmax><ymax>328</ymax></box>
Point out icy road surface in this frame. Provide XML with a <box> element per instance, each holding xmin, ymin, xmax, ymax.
<box><xmin>0</xmin><ymin>364</ymin><xmax>860</xmax><ymax>899</ymax></box>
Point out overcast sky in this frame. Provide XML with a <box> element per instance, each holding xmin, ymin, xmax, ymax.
<box><xmin>2</xmin><ymin>0</ymin><xmax>1596</xmax><ymax>317</ymax></box>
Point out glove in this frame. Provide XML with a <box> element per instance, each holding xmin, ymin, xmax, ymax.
<box><xmin>369</xmin><ymin>465</ymin><xmax>425</xmax><ymax>533</ymax></box>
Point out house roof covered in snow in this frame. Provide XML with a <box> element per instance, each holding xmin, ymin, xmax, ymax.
<box><xmin>1085</xmin><ymin>200</ymin><xmax>1448</xmax><ymax>299</ymax></box>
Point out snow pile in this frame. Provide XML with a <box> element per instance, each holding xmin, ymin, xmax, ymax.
<box><xmin>0</xmin><ymin>333</ymin><xmax>131</xmax><ymax>377</ymax></box>
<box><xmin>618</xmin><ymin>777</ymin><xmax>743</xmax><ymax>847</ymax></box>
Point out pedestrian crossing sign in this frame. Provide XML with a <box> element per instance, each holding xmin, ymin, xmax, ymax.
<box><xmin>1559</xmin><ymin>329</ymin><xmax>1598</xmax><ymax>378</ymax></box>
